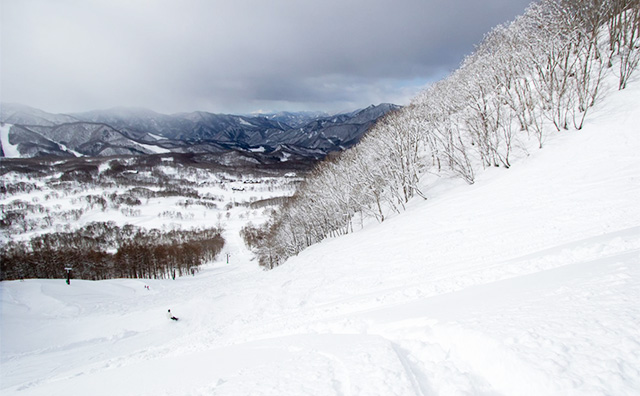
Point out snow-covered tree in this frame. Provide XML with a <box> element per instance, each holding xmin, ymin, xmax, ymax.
<box><xmin>250</xmin><ymin>0</ymin><xmax>639</xmax><ymax>269</ymax></box>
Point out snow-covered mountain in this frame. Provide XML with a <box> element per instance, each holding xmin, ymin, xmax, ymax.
<box><xmin>260</xmin><ymin>110</ymin><xmax>329</xmax><ymax>128</ymax></box>
<box><xmin>1</xmin><ymin>75</ymin><xmax>638</xmax><ymax>396</ymax></box>
<box><xmin>0</xmin><ymin>104</ymin><xmax>399</xmax><ymax>161</ymax></box>
<box><xmin>0</xmin><ymin>103</ymin><xmax>79</xmax><ymax>127</ymax></box>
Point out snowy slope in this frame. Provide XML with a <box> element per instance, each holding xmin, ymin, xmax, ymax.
<box><xmin>0</xmin><ymin>124</ymin><xmax>20</xmax><ymax>158</ymax></box>
<box><xmin>1</xmin><ymin>83</ymin><xmax>639</xmax><ymax>395</ymax></box>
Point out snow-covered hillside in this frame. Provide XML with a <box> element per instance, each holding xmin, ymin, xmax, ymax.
<box><xmin>1</xmin><ymin>82</ymin><xmax>639</xmax><ymax>395</ymax></box>
<box><xmin>0</xmin><ymin>159</ymin><xmax>297</xmax><ymax>245</ymax></box>
<box><xmin>0</xmin><ymin>123</ymin><xmax>20</xmax><ymax>158</ymax></box>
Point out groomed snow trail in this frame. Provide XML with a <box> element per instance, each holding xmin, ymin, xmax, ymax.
<box><xmin>2</xmin><ymin>83</ymin><xmax>640</xmax><ymax>395</ymax></box>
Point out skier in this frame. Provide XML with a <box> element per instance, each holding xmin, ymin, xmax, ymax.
<box><xmin>167</xmin><ymin>309</ymin><xmax>179</xmax><ymax>321</ymax></box>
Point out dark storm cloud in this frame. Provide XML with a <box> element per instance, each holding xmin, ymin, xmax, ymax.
<box><xmin>1</xmin><ymin>0</ymin><xmax>532</xmax><ymax>114</ymax></box>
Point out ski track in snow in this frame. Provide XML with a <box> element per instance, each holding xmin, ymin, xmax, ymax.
<box><xmin>1</xmin><ymin>82</ymin><xmax>640</xmax><ymax>395</ymax></box>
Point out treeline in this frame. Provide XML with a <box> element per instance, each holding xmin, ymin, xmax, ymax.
<box><xmin>243</xmin><ymin>0</ymin><xmax>639</xmax><ymax>269</ymax></box>
<box><xmin>0</xmin><ymin>222</ymin><xmax>224</xmax><ymax>280</ymax></box>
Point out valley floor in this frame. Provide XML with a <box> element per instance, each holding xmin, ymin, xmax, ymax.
<box><xmin>1</xmin><ymin>84</ymin><xmax>640</xmax><ymax>395</ymax></box>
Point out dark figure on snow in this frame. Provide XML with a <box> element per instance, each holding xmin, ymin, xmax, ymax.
<box><xmin>167</xmin><ymin>309</ymin><xmax>179</xmax><ymax>321</ymax></box>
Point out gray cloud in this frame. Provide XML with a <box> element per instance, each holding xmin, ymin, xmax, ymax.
<box><xmin>1</xmin><ymin>0</ymin><xmax>531</xmax><ymax>114</ymax></box>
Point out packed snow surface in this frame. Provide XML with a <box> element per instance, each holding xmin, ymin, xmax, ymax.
<box><xmin>2</xmin><ymin>84</ymin><xmax>640</xmax><ymax>395</ymax></box>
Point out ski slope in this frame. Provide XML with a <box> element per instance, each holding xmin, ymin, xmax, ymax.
<box><xmin>0</xmin><ymin>124</ymin><xmax>20</xmax><ymax>158</ymax></box>
<box><xmin>2</xmin><ymin>82</ymin><xmax>640</xmax><ymax>395</ymax></box>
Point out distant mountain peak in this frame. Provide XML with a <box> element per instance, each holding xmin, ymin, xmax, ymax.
<box><xmin>1</xmin><ymin>103</ymin><xmax>400</xmax><ymax>161</ymax></box>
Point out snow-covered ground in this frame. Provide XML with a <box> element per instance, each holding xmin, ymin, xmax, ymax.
<box><xmin>2</xmin><ymin>82</ymin><xmax>640</xmax><ymax>395</ymax></box>
<box><xmin>0</xmin><ymin>163</ymin><xmax>294</xmax><ymax>244</ymax></box>
<box><xmin>0</xmin><ymin>124</ymin><xmax>20</xmax><ymax>158</ymax></box>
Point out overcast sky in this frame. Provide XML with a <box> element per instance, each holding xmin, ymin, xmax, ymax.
<box><xmin>1</xmin><ymin>0</ymin><xmax>532</xmax><ymax>115</ymax></box>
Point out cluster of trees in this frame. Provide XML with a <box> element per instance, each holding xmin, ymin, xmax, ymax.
<box><xmin>0</xmin><ymin>222</ymin><xmax>225</xmax><ymax>280</ymax></box>
<box><xmin>0</xmin><ymin>199</ymin><xmax>86</xmax><ymax>233</ymax></box>
<box><xmin>0</xmin><ymin>181</ymin><xmax>40</xmax><ymax>195</ymax></box>
<box><xmin>0</xmin><ymin>181</ymin><xmax>225</xmax><ymax>235</ymax></box>
<box><xmin>245</xmin><ymin>0</ymin><xmax>639</xmax><ymax>269</ymax></box>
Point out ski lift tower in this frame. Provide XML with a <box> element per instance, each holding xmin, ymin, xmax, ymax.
<box><xmin>64</xmin><ymin>267</ymin><xmax>73</xmax><ymax>285</ymax></box>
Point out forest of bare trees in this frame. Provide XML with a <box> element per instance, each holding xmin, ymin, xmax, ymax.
<box><xmin>0</xmin><ymin>222</ymin><xmax>224</xmax><ymax>280</ymax></box>
<box><xmin>245</xmin><ymin>0</ymin><xmax>639</xmax><ymax>269</ymax></box>
<box><xmin>0</xmin><ymin>156</ymin><xmax>241</xmax><ymax>281</ymax></box>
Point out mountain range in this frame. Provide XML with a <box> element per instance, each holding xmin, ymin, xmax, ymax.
<box><xmin>0</xmin><ymin>103</ymin><xmax>399</xmax><ymax>163</ymax></box>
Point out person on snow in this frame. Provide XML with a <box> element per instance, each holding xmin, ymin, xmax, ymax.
<box><xmin>167</xmin><ymin>309</ymin><xmax>179</xmax><ymax>321</ymax></box>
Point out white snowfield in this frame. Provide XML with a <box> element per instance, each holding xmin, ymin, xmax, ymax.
<box><xmin>0</xmin><ymin>124</ymin><xmax>20</xmax><ymax>158</ymax></box>
<box><xmin>2</xmin><ymin>82</ymin><xmax>640</xmax><ymax>396</ymax></box>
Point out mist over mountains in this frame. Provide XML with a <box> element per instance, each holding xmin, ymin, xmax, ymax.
<box><xmin>0</xmin><ymin>103</ymin><xmax>399</xmax><ymax>163</ymax></box>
